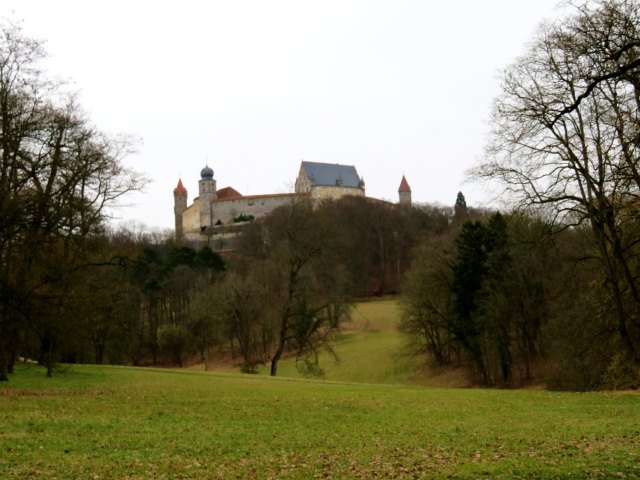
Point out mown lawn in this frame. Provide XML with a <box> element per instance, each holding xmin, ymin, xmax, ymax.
<box><xmin>2</xmin><ymin>364</ymin><xmax>639</xmax><ymax>479</ymax></box>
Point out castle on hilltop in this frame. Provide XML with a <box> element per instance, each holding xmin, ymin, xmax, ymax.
<box><xmin>173</xmin><ymin>160</ymin><xmax>412</xmax><ymax>247</ymax></box>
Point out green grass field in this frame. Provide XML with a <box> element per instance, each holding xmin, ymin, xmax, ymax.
<box><xmin>3</xmin><ymin>299</ymin><xmax>640</xmax><ymax>478</ymax></box>
<box><xmin>2</xmin><ymin>364</ymin><xmax>639</xmax><ymax>479</ymax></box>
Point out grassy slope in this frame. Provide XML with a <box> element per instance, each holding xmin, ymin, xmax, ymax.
<box><xmin>2</xmin><ymin>364</ymin><xmax>639</xmax><ymax>479</ymax></box>
<box><xmin>255</xmin><ymin>298</ymin><xmax>418</xmax><ymax>383</ymax></box>
<box><xmin>240</xmin><ymin>298</ymin><xmax>469</xmax><ymax>387</ymax></box>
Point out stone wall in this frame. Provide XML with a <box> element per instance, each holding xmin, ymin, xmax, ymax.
<box><xmin>182</xmin><ymin>198</ymin><xmax>200</xmax><ymax>232</ymax></box>
<box><xmin>211</xmin><ymin>193</ymin><xmax>307</xmax><ymax>225</ymax></box>
<box><xmin>311</xmin><ymin>186</ymin><xmax>365</xmax><ymax>201</ymax></box>
<box><xmin>295</xmin><ymin>168</ymin><xmax>312</xmax><ymax>193</ymax></box>
<box><xmin>181</xmin><ymin>187</ymin><xmax>363</xmax><ymax>237</ymax></box>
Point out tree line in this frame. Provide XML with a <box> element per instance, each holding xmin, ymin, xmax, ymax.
<box><xmin>0</xmin><ymin>22</ymin><xmax>144</xmax><ymax>380</ymax></box>
<box><xmin>400</xmin><ymin>210</ymin><xmax>632</xmax><ymax>389</ymax></box>
<box><xmin>1</xmin><ymin>196</ymin><xmax>454</xmax><ymax>379</ymax></box>
<box><xmin>402</xmin><ymin>0</ymin><xmax>640</xmax><ymax>390</ymax></box>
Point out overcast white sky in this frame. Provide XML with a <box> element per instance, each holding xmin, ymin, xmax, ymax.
<box><xmin>2</xmin><ymin>1</ymin><xmax>564</xmax><ymax>230</ymax></box>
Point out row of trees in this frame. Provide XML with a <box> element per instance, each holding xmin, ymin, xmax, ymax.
<box><xmin>225</xmin><ymin>197</ymin><xmax>457</xmax><ymax>374</ymax></box>
<box><xmin>401</xmin><ymin>208</ymin><xmax>640</xmax><ymax>389</ymax></box>
<box><xmin>476</xmin><ymin>0</ymin><xmax>640</xmax><ymax>366</ymax></box>
<box><xmin>2</xmin><ymin>182</ymin><xmax>455</xmax><ymax>380</ymax></box>
<box><xmin>0</xmin><ymin>23</ymin><xmax>144</xmax><ymax>380</ymax></box>
<box><xmin>401</xmin><ymin>0</ymin><xmax>640</xmax><ymax>389</ymax></box>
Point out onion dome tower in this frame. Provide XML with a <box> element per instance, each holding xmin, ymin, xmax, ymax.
<box><xmin>398</xmin><ymin>175</ymin><xmax>412</xmax><ymax>206</ymax></box>
<box><xmin>198</xmin><ymin>164</ymin><xmax>217</xmax><ymax>229</ymax></box>
<box><xmin>200</xmin><ymin>165</ymin><xmax>214</xmax><ymax>180</ymax></box>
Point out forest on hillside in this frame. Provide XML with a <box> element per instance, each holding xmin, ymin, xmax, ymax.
<box><xmin>2</xmin><ymin>0</ymin><xmax>640</xmax><ymax>390</ymax></box>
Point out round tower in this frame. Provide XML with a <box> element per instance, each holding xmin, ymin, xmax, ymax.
<box><xmin>198</xmin><ymin>165</ymin><xmax>217</xmax><ymax>229</ymax></box>
<box><xmin>173</xmin><ymin>179</ymin><xmax>188</xmax><ymax>241</ymax></box>
<box><xmin>398</xmin><ymin>175</ymin><xmax>412</xmax><ymax>207</ymax></box>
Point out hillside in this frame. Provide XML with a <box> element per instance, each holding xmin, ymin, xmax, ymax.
<box><xmin>202</xmin><ymin>297</ymin><xmax>470</xmax><ymax>387</ymax></box>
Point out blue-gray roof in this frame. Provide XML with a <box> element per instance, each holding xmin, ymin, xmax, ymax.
<box><xmin>301</xmin><ymin>161</ymin><xmax>362</xmax><ymax>188</ymax></box>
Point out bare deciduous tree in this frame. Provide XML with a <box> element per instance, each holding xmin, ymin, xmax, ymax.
<box><xmin>471</xmin><ymin>0</ymin><xmax>640</xmax><ymax>361</ymax></box>
<box><xmin>0</xmin><ymin>22</ymin><xmax>145</xmax><ymax>379</ymax></box>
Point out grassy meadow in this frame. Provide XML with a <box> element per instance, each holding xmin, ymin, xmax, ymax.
<box><xmin>2</xmin><ymin>298</ymin><xmax>640</xmax><ymax>478</ymax></box>
<box><xmin>2</xmin><ymin>364</ymin><xmax>640</xmax><ymax>479</ymax></box>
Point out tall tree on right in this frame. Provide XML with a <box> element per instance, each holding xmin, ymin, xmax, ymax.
<box><xmin>471</xmin><ymin>0</ymin><xmax>640</xmax><ymax>365</ymax></box>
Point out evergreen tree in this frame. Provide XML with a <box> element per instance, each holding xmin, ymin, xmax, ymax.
<box><xmin>451</xmin><ymin>212</ymin><xmax>511</xmax><ymax>384</ymax></box>
<box><xmin>452</xmin><ymin>220</ymin><xmax>489</xmax><ymax>375</ymax></box>
<box><xmin>454</xmin><ymin>191</ymin><xmax>468</xmax><ymax>221</ymax></box>
<box><xmin>455</xmin><ymin>192</ymin><xmax>467</xmax><ymax>209</ymax></box>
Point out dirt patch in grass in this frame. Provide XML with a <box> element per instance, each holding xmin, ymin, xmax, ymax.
<box><xmin>0</xmin><ymin>388</ymin><xmax>61</xmax><ymax>397</ymax></box>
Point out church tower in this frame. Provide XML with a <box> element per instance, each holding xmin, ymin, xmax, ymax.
<box><xmin>398</xmin><ymin>175</ymin><xmax>412</xmax><ymax>206</ymax></box>
<box><xmin>198</xmin><ymin>165</ymin><xmax>217</xmax><ymax>229</ymax></box>
<box><xmin>173</xmin><ymin>179</ymin><xmax>187</xmax><ymax>241</ymax></box>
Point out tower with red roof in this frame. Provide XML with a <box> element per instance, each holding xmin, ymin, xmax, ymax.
<box><xmin>173</xmin><ymin>179</ymin><xmax>188</xmax><ymax>241</ymax></box>
<box><xmin>398</xmin><ymin>175</ymin><xmax>412</xmax><ymax>206</ymax></box>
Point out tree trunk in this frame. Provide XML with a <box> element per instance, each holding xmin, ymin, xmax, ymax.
<box><xmin>271</xmin><ymin>264</ymin><xmax>299</xmax><ymax>376</ymax></box>
<box><xmin>270</xmin><ymin>341</ymin><xmax>285</xmax><ymax>377</ymax></box>
<box><xmin>8</xmin><ymin>346</ymin><xmax>15</xmax><ymax>374</ymax></box>
<box><xmin>0</xmin><ymin>309</ymin><xmax>9</xmax><ymax>381</ymax></box>
<box><xmin>95</xmin><ymin>342</ymin><xmax>105</xmax><ymax>365</ymax></box>
<box><xmin>46</xmin><ymin>340</ymin><xmax>54</xmax><ymax>378</ymax></box>
<box><xmin>593</xmin><ymin>223</ymin><xmax>635</xmax><ymax>357</ymax></box>
<box><xmin>229</xmin><ymin>335</ymin><xmax>236</xmax><ymax>358</ymax></box>
<box><xmin>270</xmin><ymin>318</ymin><xmax>288</xmax><ymax>377</ymax></box>
<box><xmin>0</xmin><ymin>341</ymin><xmax>8</xmax><ymax>381</ymax></box>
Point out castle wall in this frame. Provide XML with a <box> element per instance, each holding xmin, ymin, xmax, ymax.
<box><xmin>184</xmin><ymin>231</ymin><xmax>205</xmax><ymax>244</ymax></box>
<box><xmin>295</xmin><ymin>168</ymin><xmax>312</xmax><ymax>193</ymax></box>
<box><xmin>311</xmin><ymin>186</ymin><xmax>365</xmax><ymax>201</ymax></box>
<box><xmin>182</xmin><ymin>198</ymin><xmax>200</xmax><ymax>232</ymax></box>
<box><xmin>212</xmin><ymin>194</ymin><xmax>306</xmax><ymax>225</ymax></box>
